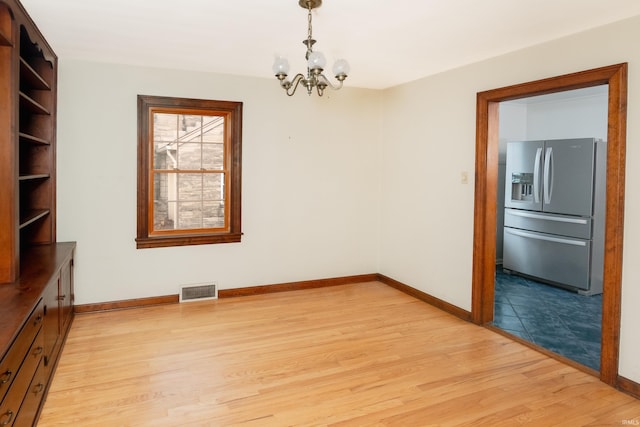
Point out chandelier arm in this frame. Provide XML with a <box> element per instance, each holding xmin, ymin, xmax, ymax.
<box><xmin>285</xmin><ymin>73</ymin><xmax>306</xmax><ymax>96</ymax></box>
<box><xmin>316</xmin><ymin>73</ymin><xmax>344</xmax><ymax>91</ymax></box>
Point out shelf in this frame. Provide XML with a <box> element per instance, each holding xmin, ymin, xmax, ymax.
<box><xmin>19</xmin><ymin>91</ymin><xmax>50</xmax><ymax>115</ymax></box>
<box><xmin>19</xmin><ymin>209</ymin><xmax>50</xmax><ymax>229</ymax></box>
<box><xmin>20</xmin><ymin>57</ymin><xmax>50</xmax><ymax>90</ymax></box>
<box><xmin>19</xmin><ymin>132</ymin><xmax>49</xmax><ymax>145</ymax></box>
<box><xmin>18</xmin><ymin>173</ymin><xmax>49</xmax><ymax>181</ymax></box>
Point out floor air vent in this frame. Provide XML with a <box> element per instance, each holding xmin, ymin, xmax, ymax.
<box><xmin>179</xmin><ymin>283</ymin><xmax>218</xmax><ymax>303</ymax></box>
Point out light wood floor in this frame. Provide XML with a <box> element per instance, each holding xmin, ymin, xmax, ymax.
<box><xmin>38</xmin><ymin>282</ymin><xmax>640</xmax><ymax>426</ymax></box>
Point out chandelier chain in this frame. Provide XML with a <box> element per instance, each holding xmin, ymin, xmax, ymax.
<box><xmin>307</xmin><ymin>3</ymin><xmax>313</xmax><ymax>57</ymax></box>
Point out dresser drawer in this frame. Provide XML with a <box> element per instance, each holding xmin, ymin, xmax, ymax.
<box><xmin>0</xmin><ymin>300</ymin><xmax>43</xmax><ymax>404</ymax></box>
<box><xmin>11</xmin><ymin>358</ymin><xmax>45</xmax><ymax>427</ymax></box>
<box><xmin>0</xmin><ymin>327</ymin><xmax>44</xmax><ymax>427</ymax></box>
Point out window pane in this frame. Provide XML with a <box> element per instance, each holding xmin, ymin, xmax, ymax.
<box><xmin>177</xmin><ymin>173</ymin><xmax>203</xmax><ymax>201</ymax></box>
<box><xmin>203</xmin><ymin>143</ymin><xmax>224</xmax><ymax>170</ymax></box>
<box><xmin>154</xmin><ymin>113</ymin><xmax>178</xmax><ymax>142</ymax></box>
<box><xmin>181</xmin><ymin>115</ymin><xmax>202</xmax><ymax>141</ymax></box>
<box><xmin>177</xmin><ymin>201</ymin><xmax>203</xmax><ymax>230</ymax></box>
<box><xmin>154</xmin><ymin>113</ymin><xmax>178</xmax><ymax>169</ymax></box>
<box><xmin>202</xmin><ymin>116</ymin><xmax>224</xmax><ymax>143</ymax></box>
<box><xmin>203</xmin><ymin>173</ymin><xmax>224</xmax><ymax>201</ymax></box>
<box><xmin>203</xmin><ymin>201</ymin><xmax>225</xmax><ymax>228</ymax></box>
<box><xmin>154</xmin><ymin>173</ymin><xmax>175</xmax><ymax>230</ymax></box>
<box><xmin>153</xmin><ymin>172</ymin><xmax>226</xmax><ymax>232</ymax></box>
<box><xmin>154</xmin><ymin>142</ymin><xmax>175</xmax><ymax>170</ymax></box>
<box><xmin>154</xmin><ymin>115</ymin><xmax>226</xmax><ymax>170</ymax></box>
<box><xmin>177</xmin><ymin>142</ymin><xmax>202</xmax><ymax>170</ymax></box>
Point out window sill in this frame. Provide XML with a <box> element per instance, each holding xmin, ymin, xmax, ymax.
<box><xmin>136</xmin><ymin>232</ymin><xmax>242</xmax><ymax>249</ymax></box>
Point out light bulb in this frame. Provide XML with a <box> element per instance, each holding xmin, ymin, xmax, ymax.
<box><xmin>307</xmin><ymin>51</ymin><xmax>326</xmax><ymax>70</ymax></box>
<box><xmin>272</xmin><ymin>57</ymin><xmax>290</xmax><ymax>76</ymax></box>
<box><xmin>332</xmin><ymin>59</ymin><xmax>350</xmax><ymax>78</ymax></box>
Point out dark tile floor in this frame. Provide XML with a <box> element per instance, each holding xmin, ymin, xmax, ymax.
<box><xmin>492</xmin><ymin>266</ymin><xmax>602</xmax><ymax>371</ymax></box>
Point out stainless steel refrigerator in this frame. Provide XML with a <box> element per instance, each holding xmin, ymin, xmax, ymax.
<box><xmin>502</xmin><ymin>138</ymin><xmax>606</xmax><ymax>295</ymax></box>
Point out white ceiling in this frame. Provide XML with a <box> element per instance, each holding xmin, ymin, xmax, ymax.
<box><xmin>20</xmin><ymin>0</ymin><xmax>640</xmax><ymax>90</ymax></box>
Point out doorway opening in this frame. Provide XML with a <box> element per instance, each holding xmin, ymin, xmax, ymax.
<box><xmin>471</xmin><ymin>63</ymin><xmax>627</xmax><ymax>386</ymax></box>
<box><xmin>493</xmin><ymin>87</ymin><xmax>608</xmax><ymax>371</ymax></box>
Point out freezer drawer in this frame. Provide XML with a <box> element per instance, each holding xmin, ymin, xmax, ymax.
<box><xmin>503</xmin><ymin>227</ymin><xmax>591</xmax><ymax>290</ymax></box>
<box><xmin>504</xmin><ymin>208</ymin><xmax>592</xmax><ymax>239</ymax></box>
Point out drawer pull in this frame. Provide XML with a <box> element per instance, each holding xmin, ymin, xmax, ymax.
<box><xmin>57</xmin><ymin>294</ymin><xmax>66</xmax><ymax>301</ymax></box>
<box><xmin>0</xmin><ymin>410</ymin><xmax>14</xmax><ymax>426</ymax></box>
<box><xmin>33</xmin><ymin>383</ymin><xmax>45</xmax><ymax>395</ymax></box>
<box><xmin>34</xmin><ymin>314</ymin><xmax>43</xmax><ymax>326</ymax></box>
<box><xmin>0</xmin><ymin>370</ymin><xmax>11</xmax><ymax>385</ymax></box>
<box><xmin>33</xmin><ymin>346</ymin><xmax>44</xmax><ymax>356</ymax></box>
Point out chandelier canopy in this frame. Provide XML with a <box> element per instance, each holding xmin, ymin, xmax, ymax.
<box><xmin>272</xmin><ymin>0</ymin><xmax>350</xmax><ymax>96</ymax></box>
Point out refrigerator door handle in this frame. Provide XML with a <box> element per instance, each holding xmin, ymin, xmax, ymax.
<box><xmin>505</xmin><ymin>228</ymin><xmax>587</xmax><ymax>246</ymax></box>
<box><xmin>533</xmin><ymin>147</ymin><xmax>542</xmax><ymax>203</ymax></box>
<box><xmin>506</xmin><ymin>209</ymin><xmax>588</xmax><ymax>224</ymax></box>
<box><xmin>544</xmin><ymin>146</ymin><xmax>554</xmax><ymax>204</ymax></box>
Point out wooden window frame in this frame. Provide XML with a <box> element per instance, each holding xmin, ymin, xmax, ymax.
<box><xmin>136</xmin><ymin>95</ymin><xmax>242</xmax><ymax>249</ymax></box>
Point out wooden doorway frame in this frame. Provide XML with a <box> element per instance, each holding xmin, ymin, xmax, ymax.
<box><xmin>471</xmin><ymin>63</ymin><xmax>627</xmax><ymax>386</ymax></box>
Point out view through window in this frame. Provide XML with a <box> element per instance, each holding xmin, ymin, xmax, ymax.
<box><xmin>153</xmin><ymin>113</ymin><xmax>226</xmax><ymax>231</ymax></box>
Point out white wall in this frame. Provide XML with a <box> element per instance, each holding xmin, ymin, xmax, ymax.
<box><xmin>525</xmin><ymin>89</ymin><xmax>608</xmax><ymax>141</ymax></box>
<box><xmin>379</xmin><ymin>15</ymin><xmax>640</xmax><ymax>382</ymax></box>
<box><xmin>56</xmin><ymin>61</ymin><xmax>382</xmax><ymax>304</ymax></box>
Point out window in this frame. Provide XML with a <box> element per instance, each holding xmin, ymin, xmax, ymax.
<box><xmin>136</xmin><ymin>95</ymin><xmax>242</xmax><ymax>248</ymax></box>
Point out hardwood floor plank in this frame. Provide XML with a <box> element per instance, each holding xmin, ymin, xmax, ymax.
<box><xmin>38</xmin><ymin>282</ymin><xmax>640</xmax><ymax>426</ymax></box>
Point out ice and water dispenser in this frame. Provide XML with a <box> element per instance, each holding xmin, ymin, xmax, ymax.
<box><xmin>510</xmin><ymin>172</ymin><xmax>534</xmax><ymax>202</ymax></box>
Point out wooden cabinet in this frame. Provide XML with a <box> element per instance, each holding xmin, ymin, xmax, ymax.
<box><xmin>0</xmin><ymin>301</ymin><xmax>44</xmax><ymax>427</ymax></box>
<box><xmin>42</xmin><ymin>256</ymin><xmax>73</xmax><ymax>379</ymax></box>
<box><xmin>0</xmin><ymin>2</ymin><xmax>71</xmax><ymax>425</ymax></box>
<box><xmin>58</xmin><ymin>260</ymin><xmax>73</xmax><ymax>339</ymax></box>
<box><xmin>0</xmin><ymin>302</ymin><xmax>43</xmax><ymax>415</ymax></box>
<box><xmin>40</xmin><ymin>277</ymin><xmax>60</xmax><ymax>373</ymax></box>
<box><xmin>0</xmin><ymin>243</ymin><xmax>75</xmax><ymax>427</ymax></box>
<box><xmin>0</xmin><ymin>0</ymin><xmax>57</xmax><ymax>285</ymax></box>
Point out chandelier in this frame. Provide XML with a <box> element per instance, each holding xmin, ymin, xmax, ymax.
<box><xmin>272</xmin><ymin>0</ymin><xmax>350</xmax><ymax>96</ymax></box>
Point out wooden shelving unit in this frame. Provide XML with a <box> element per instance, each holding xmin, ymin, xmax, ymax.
<box><xmin>0</xmin><ymin>2</ymin><xmax>72</xmax><ymax>425</ymax></box>
<box><xmin>1</xmin><ymin>3</ymin><xmax>57</xmax><ymax>283</ymax></box>
<box><xmin>17</xmin><ymin>22</ymin><xmax>56</xmax><ymax>252</ymax></box>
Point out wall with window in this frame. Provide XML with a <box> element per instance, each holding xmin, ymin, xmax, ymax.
<box><xmin>378</xmin><ymin>14</ymin><xmax>640</xmax><ymax>383</ymax></box>
<box><xmin>56</xmin><ymin>61</ymin><xmax>382</xmax><ymax>306</ymax></box>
